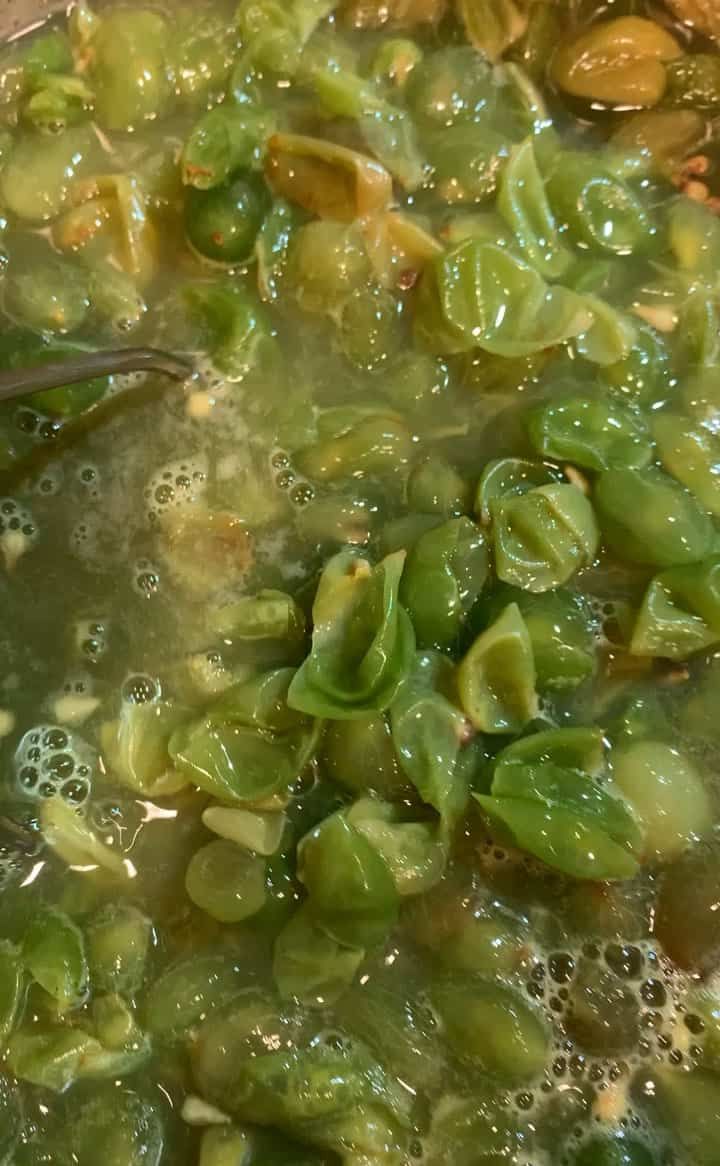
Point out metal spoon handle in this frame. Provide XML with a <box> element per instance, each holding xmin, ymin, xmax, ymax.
<box><xmin>0</xmin><ymin>347</ymin><xmax>193</xmax><ymax>405</ymax></box>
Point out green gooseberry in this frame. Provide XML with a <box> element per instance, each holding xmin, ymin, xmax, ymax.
<box><xmin>185</xmin><ymin>175</ymin><xmax>268</xmax><ymax>265</ymax></box>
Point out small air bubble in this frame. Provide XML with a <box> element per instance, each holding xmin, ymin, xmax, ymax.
<box><xmin>154</xmin><ymin>483</ymin><xmax>174</xmax><ymax>506</ymax></box>
<box><xmin>61</xmin><ymin>778</ymin><xmax>88</xmax><ymax>804</ymax></box>
<box><xmin>641</xmin><ymin>979</ymin><xmax>667</xmax><ymax>1007</ymax></box>
<box><xmin>605</xmin><ymin>944</ymin><xmax>644</xmax><ymax>979</ymax></box>
<box><xmin>38</xmin><ymin>420</ymin><xmax>60</xmax><ymax>441</ymax></box>
<box><xmin>19</xmin><ymin>766</ymin><xmax>37</xmax><ymax>788</ymax></box>
<box><xmin>42</xmin><ymin>728</ymin><xmax>67</xmax><ymax>750</ymax></box>
<box><xmin>549</xmin><ymin>953</ymin><xmax>575</xmax><ymax>984</ymax></box>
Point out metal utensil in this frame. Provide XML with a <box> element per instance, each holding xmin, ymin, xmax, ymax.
<box><xmin>0</xmin><ymin>347</ymin><xmax>193</xmax><ymax>405</ymax></box>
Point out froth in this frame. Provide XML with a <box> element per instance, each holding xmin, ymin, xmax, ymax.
<box><xmin>14</xmin><ymin>723</ymin><xmax>96</xmax><ymax>807</ymax></box>
<box><xmin>144</xmin><ymin>455</ymin><xmax>208</xmax><ymax>524</ymax></box>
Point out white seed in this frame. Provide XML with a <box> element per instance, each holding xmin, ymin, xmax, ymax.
<box><xmin>180</xmin><ymin>1095</ymin><xmax>232</xmax><ymax>1127</ymax></box>
<box><xmin>52</xmin><ymin>694</ymin><xmax>101</xmax><ymax>726</ymax></box>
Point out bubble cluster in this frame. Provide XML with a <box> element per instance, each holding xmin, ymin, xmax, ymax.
<box><xmin>270</xmin><ymin>448</ymin><xmax>314</xmax><ymax>506</ymax></box>
<box><xmin>75</xmin><ymin>618</ymin><xmax>109</xmax><ymax>661</ymax></box>
<box><xmin>77</xmin><ymin>463</ymin><xmax>101</xmax><ymax>500</ymax></box>
<box><xmin>144</xmin><ymin>456</ymin><xmax>208</xmax><ymax>524</ymax></box>
<box><xmin>0</xmin><ymin>498</ymin><xmax>36</xmax><ymax>540</ymax></box>
<box><xmin>121</xmin><ymin>673</ymin><xmax>160</xmax><ymax>705</ymax></box>
<box><xmin>132</xmin><ymin>558</ymin><xmax>161</xmax><ymax>597</ymax></box>
<box><xmin>35</xmin><ymin>467</ymin><xmax>63</xmax><ymax>497</ymax></box>
<box><xmin>70</xmin><ymin>516</ymin><xmax>95</xmax><ymax>559</ymax></box>
<box><xmin>14</xmin><ymin>723</ymin><xmax>96</xmax><ymax>806</ymax></box>
<box><xmin>15</xmin><ymin>408</ymin><xmax>61</xmax><ymax>442</ymax></box>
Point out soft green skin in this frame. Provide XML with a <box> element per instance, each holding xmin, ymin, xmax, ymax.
<box><xmin>631</xmin><ymin>557</ymin><xmax>720</xmax><ymax>659</ymax></box>
<box><xmin>407</xmin><ymin>455</ymin><xmax>469</xmax><ymax>517</ymax></box>
<box><xmin>498</xmin><ymin>139</ymin><xmax>571</xmax><ymax>279</ymax></box>
<box><xmin>573</xmin><ymin>1135</ymin><xmax>657</xmax><ymax>1166</ymax></box>
<box><xmin>23</xmin><ymin>907</ymin><xmax>88</xmax><ymax>1014</ymax></box>
<box><xmin>185</xmin><ymin>839</ymin><xmax>267</xmax><ymax>923</ymax></box>
<box><xmin>432</xmin><ymin>975</ymin><xmax>549</xmax><ymax>1082</ymax></box>
<box><xmin>0</xmin><ymin>941</ymin><xmax>23</xmax><ymax>1043</ymax></box>
<box><xmin>69</xmin><ymin>1087</ymin><xmax>165</xmax><ymax>1166</ymax></box>
<box><xmin>458</xmin><ymin>602</ymin><xmax>538</xmax><ymax>733</ymax></box>
<box><xmin>594</xmin><ymin>467</ymin><xmax>714</xmax><ymax>567</ymax></box>
<box><xmin>85</xmin><ymin>903</ymin><xmax>152</xmax><ymax>996</ymax></box>
<box><xmin>545</xmin><ymin>153</ymin><xmax>654</xmax><ymax>255</ymax></box>
<box><xmin>322</xmin><ymin>713</ymin><xmax>407</xmax><ymax>798</ymax></box>
<box><xmin>400</xmin><ymin>516</ymin><xmax>488</xmax><ymax>649</ymax></box>
<box><xmin>273</xmin><ymin>902</ymin><xmax>364</xmax><ymax>1004</ymax></box>
<box><xmin>0</xmin><ymin>2</ymin><xmax>720</xmax><ymax>1163</ymax></box>
<box><xmin>182</xmin><ymin>106</ymin><xmax>272</xmax><ymax>190</ymax></box>
<box><xmin>529</xmin><ymin>396</ymin><xmax>654</xmax><ymax>472</ymax></box>
<box><xmin>4</xmin><ymin>253</ymin><xmax>90</xmax><ymax>334</ymax></box>
<box><xmin>611</xmin><ymin>740</ymin><xmax>712</xmax><ymax>861</ymax></box>
<box><xmin>654</xmin><ymin>411</ymin><xmax>720</xmax><ymax>516</ymax></box>
<box><xmin>299</xmin><ymin>813</ymin><xmax>399</xmax><ymax>948</ymax></box>
<box><xmin>287</xmin><ymin>550</ymin><xmax>415</xmax><ymax>719</ymax></box>
<box><xmin>633</xmin><ymin>1067</ymin><xmax>720</xmax><ymax>1166</ymax></box>
<box><xmin>0</xmin><ymin>125</ymin><xmax>95</xmax><ymax>221</ymax></box>
<box><xmin>286</xmin><ymin>221</ymin><xmax>371</xmax><ymax>314</ymax></box>
<box><xmin>496</xmin><ymin>486</ymin><xmax>599</xmax><ymax>591</ymax></box>
<box><xmin>88</xmin><ymin>8</ymin><xmax>174</xmax><ymax>132</ymax></box>
<box><xmin>473</xmin><ymin>584</ymin><xmax>595</xmax><ymax>692</ymax></box>
<box><xmin>0</xmin><ymin>1072</ymin><xmax>22</xmax><ymax>1161</ymax></box>
<box><xmin>390</xmin><ymin>651</ymin><xmax>467</xmax><ymax>824</ymax></box>
<box><xmin>185</xmin><ymin>177</ymin><xmax>269</xmax><ymax>265</ymax></box>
